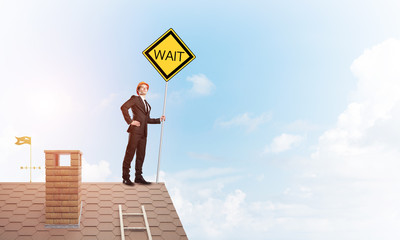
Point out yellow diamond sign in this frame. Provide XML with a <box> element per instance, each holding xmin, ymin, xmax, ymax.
<box><xmin>143</xmin><ymin>28</ymin><xmax>195</xmax><ymax>82</ymax></box>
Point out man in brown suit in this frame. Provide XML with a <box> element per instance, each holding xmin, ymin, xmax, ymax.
<box><xmin>121</xmin><ymin>81</ymin><xmax>166</xmax><ymax>186</ymax></box>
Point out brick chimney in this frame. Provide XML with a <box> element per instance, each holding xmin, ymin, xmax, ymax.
<box><xmin>44</xmin><ymin>150</ymin><xmax>82</xmax><ymax>227</ymax></box>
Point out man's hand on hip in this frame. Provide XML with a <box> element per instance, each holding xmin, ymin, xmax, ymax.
<box><xmin>130</xmin><ymin>120</ymin><xmax>140</xmax><ymax>126</ymax></box>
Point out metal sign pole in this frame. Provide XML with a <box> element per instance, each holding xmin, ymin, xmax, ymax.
<box><xmin>30</xmin><ymin>142</ymin><xmax>32</xmax><ymax>183</ymax></box>
<box><xmin>156</xmin><ymin>81</ymin><xmax>168</xmax><ymax>183</ymax></box>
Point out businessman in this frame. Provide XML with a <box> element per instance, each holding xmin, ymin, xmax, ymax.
<box><xmin>121</xmin><ymin>81</ymin><xmax>166</xmax><ymax>186</ymax></box>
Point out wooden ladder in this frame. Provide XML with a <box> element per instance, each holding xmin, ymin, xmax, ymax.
<box><xmin>119</xmin><ymin>205</ymin><xmax>152</xmax><ymax>240</ymax></box>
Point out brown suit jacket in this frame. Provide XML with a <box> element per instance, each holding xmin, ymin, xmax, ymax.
<box><xmin>121</xmin><ymin>95</ymin><xmax>161</xmax><ymax>136</ymax></box>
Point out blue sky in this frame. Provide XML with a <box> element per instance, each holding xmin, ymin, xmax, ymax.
<box><xmin>2</xmin><ymin>0</ymin><xmax>400</xmax><ymax>239</ymax></box>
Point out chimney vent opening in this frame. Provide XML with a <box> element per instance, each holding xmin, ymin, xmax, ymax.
<box><xmin>59</xmin><ymin>154</ymin><xmax>71</xmax><ymax>166</ymax></box>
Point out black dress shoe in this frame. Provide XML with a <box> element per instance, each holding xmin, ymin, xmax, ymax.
<box><xmin>134</xmin><ymin>176</ymin><xmax>151</xmax><ymax>185</ymax></box>
<box><xmin>123</xmin><ymin>179</ymin><xmax>135</xmax><ymax>186</ymax></box>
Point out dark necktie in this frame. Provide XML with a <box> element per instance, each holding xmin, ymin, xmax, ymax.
<box><xmin>144</xmin><ymin>100</ymin><xmax>149</xmax><ymax>113</ymax></box>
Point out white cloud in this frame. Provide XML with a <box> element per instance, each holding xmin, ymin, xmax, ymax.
<box><xmin>164</xmin><ymin>169</ymin><xmax>263</xmax><ymax>239</ymax></box>
<box><xmin>187</xmin><ymin>74</ymin><xmax>215</xmax><ymax>96</ymax></box>
<box><xmin>167</xmin><ymin>74</ymin><xmax>214</xmax><ymax>104</ymax></box>
<box><xmin>298</xmin><ymin>38</ymin><xmax>400</xmax><ymax>239</ymax></box>
<box><xmin>264</xmin><ymin>133</ymin><xmax>304</xmax><ymax>153</ymax></box>
<box><xmin>311</xmin><ymin>38</ymin><xmax>400</xmax><ymax>177</ymax></box>
<box><xmin>166</xmin><ymin>39</ymin><xmax>400</xmax><ymax>240</ymax></box>
<box><xmin>216</xmin><ymin>112</ymin><xmax>271</xmax><ymax>132</ymax></box>
<box><xmin>163</xmin><ymin>169</ymin><xmax>331</xmax><ymax>240</ymax></box>
<box><xmin>82</xmin><ymin>158</ymin><xmax>112</xmax><ymax>182</ymax></box>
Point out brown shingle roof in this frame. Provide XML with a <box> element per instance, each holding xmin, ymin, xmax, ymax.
<box><xmin>0</xmin><ymin>182</ymin><xmax>188</xmax><ymax>240</ymax></box>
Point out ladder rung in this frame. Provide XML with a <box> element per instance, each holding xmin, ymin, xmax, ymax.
<box><xmin>125</xmin><ymin>227</ymin><xmax>146</xmax><ymax>230</ymax></box>
<box><xmin>119</xmin><ymin>204</ymin><xmax>152</xmax><ymax>240</ymax></box>
<box><xmin>123</xmin><ymin>213</ymin><xmax>143</xmax><ymax>216</ymax></box>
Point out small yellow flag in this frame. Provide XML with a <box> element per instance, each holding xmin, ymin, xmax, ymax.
<box><xmin>15</xmin><ymin>136</ymin><xmax>31</xmax><ymax>145</ymax></box>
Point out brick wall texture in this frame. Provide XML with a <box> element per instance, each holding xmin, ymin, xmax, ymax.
<box><xmin>45</xmin><ymin>150</ymin><xmax>82</xmax><ymax>225</ymax></box>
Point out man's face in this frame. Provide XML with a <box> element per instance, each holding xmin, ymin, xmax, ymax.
<box><xmin>138</xmin><ymin>85</ymin><xmax>148</xmax><ymax>96</ymax></box>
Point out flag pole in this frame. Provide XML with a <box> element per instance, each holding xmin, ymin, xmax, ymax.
<box><xmin>30</xmin><ymin>141</ymin><xmax>32</xmax><ymax>183</ymax></box>
<box><xmin>156</xmin><ymin>81</ymin><xmax>168</xmax><ymax>183</ymax></box>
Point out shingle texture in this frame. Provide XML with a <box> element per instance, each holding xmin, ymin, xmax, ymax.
<box><xmin>0</xmin><ymin>182</ymin><xmax>188</xmax><ymax>240</ymax></box>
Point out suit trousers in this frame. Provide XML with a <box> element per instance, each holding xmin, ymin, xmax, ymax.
<box><xmin>122</xmin><ymin>133</ymin><xmax>147</xmax><ymax>180</ymax></box>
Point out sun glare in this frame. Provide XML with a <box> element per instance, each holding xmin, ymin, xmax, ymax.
<box><xmin>28</xmin><ymin>90</ymin><xmax>72</xmax><ymax>118</ymax></box>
